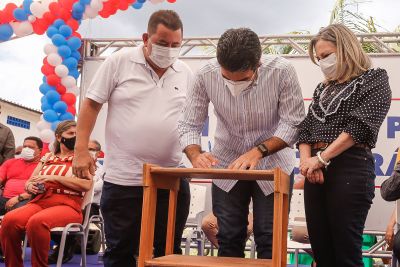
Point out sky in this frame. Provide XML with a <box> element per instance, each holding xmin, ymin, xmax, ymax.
<box><xmin>0</xmin><ymin>0</ymin><xmax>399</xmax><ymax>110</ymax></box>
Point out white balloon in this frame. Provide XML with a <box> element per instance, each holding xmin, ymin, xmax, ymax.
<box><xmin>150</xmin><ymin>0</ymin><xmax>164</xmax><ymax>3</ymax></box>
<box><xmin>67</xmin><ymin>86</ymin><xmax>80</xmax><ymax>96</ymax></box>
<box><xmin>90</xmin><ymin>0</ymin><xmax>103</xmax><ymax>11</ymax></box>
<box><xmin>36</xmin><ymin>120</ymin><xmax>51</xmax><ymax>131</ymax></box>
<box><xmin>28</xmin><ymin>15</ymin><xmax>36</xmax><ymax>23</ymax></box>
<box><xmin>61</xmin><ymin>76</ymin><xmax>77</xmax><ymax>89</ymax></box>
<box><xmin>39</xmin><ymin>129</ymin><xmax>55</xmax><ymax>144</ymax></box>
<box><xmin>10</xmin><ymin>22</ymin><xmax>33</xmax><ymax>37</ymax></box>
<box><xmin>55</xmin><ymin>65</ymin><xmax>69</xmax><ymax>78</ymax></box>
<box><xmin>44</xmin><ymin>44</ymin><xmax>58</xmax><ymax>55</ymax></box>
<box><xmin>85</xmin><ymin>6</ymin><xmax>98</xmax><ymax>19</ymax></box>
<box><xmin>30</xmin><ymin>2</ymin><xmax>46</xmax><ymax>18</ymax></box>
<box><xmin>47</xmin><ymin>53</ymin><xmax>63</xmax><ymax>67</ymax></box>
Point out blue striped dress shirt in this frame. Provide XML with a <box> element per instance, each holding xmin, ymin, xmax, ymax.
<box><xmin>178</xmin><ymin>56</ymin><xmax>305</xmax><ymax>196</ymax></box>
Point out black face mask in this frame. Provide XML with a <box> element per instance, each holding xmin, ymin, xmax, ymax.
<box><xmin>61</xmin><ymin>136</ymin><xmax>76</xmax><ymax>150</ymax></box>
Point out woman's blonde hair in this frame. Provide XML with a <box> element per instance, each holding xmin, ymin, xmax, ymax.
<box><xmin>309</xmin><ymin>24</ymin><xmax>371</xmax><ymax>82</ymax></box>
<box><xmin>52</xmin><ymin>120</ymin><xmax>76</xmax><ymax>154</ymax></box>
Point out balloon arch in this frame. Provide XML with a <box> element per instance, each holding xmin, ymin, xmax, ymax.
<box><xmin>0</xmin><ymin>0</ymin><xmax>177</xmax><ymax>144</ymax></box>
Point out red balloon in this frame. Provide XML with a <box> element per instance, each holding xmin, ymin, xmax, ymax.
<box><xmin>4</xmin><ymin>3</ymin><xmax>18</xmax><ymax>23</ymax></box>
<box><xmin>49</xmin><ymin>2</ymin><xmax>61</xmax><ymax>16</ymax></box>
<box><xmin>32</xmin><ymin>19</ymin><xmax>48</xmax><ymax>35</ymax></box>
<box><xmin>60</xmin><ymin>0</ymin><xmax>75</xmax><ymax>10</ymax></box>
<box><xmin>72</xmin><ymin>32</ymin><xmax>82</xmax><ymax>39</ymax></box>
<box><xmin>47</xmin><ymin>74</ymin><xmax>61</xmax><ymax>87</ymax></box>
<box><xmin>67</xmin><ymin>105</ymin><xmax>76</xmax><ymax>116</ymax></box>
<box><xmin>56</xmin><ymin>84</ymin><xmax>67</xmax><ymax>95</ymax></box>
<box><xmin>0</xmin><ymin>11</ymin><xmax>6</xmax><ymax>24</ymax></box>
<box><xmin>167</xmin><ymin>0</ymin><xmax>177</xmax><ymax>2</ymax></box>
<box><xmin>61</xmin><ymin>93</ymin><xmax>76</xmax><ymax>106</ymax></box>
<box><xmin>43</xmin><ymin>12</ymin><xmax>56</xmax><ymax>25</ymax></box>
<box><xmin>119</xmin><ymin>1</ymin><xmax>129</xmax><ymax>11</ymax></box>
<box><xmin>67</xmin><ymin>19</ymin><xmax>79</xmax><ymax>31</ymax></box>
<box><xmin>41</xmin><ymin>64</ymin><xmax>55</xmax><ymax>76</ymax></box>
<box><xmin>59</xmin><ymin>9</ymin><xmax>71</xmax><ymax>21</ymax></box>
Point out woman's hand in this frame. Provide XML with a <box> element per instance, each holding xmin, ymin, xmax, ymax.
<box><xmin>31</xmin><ymin>175</ymin><xmax>55</xmax><ymax>184</ymax></box>
<box><xmin>385</xmin><ymin>225</ymin><xmax>395</xmax><ymax>249</ymax></box>
<box><xmin>306</xmin><ymin>169</ymin><xmax>325</xmax><ymax>184</ymax></box>
<box><xmin>300</xmin><ymin>156</ymin><xmax>324</xmax><ymax>178</ymax></box>
<box><xmin>26</xmin><ymin>182</ymin><xmax>40</xmax><ymax>194</ymax></box>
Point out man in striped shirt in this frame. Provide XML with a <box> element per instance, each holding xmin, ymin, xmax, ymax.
<box><xmin>178</xmin><ymin>28</ymin><xmax>305</xmax><ymax>259</ymax></box>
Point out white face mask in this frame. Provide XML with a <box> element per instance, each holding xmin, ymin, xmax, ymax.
<box><xmin>319</xmin><ymin>53</ymin><xmax>337</xmax><ymax>79</ymax></box>
<box><xmin>149</xmin><ymin>43</ymin><xmax>181</xmax><ymax>69</ymax></box>
<box><xmin>20</xmin><ymin>147</ymin><xmax>35</xmax><ymax>161</ymax></box>
<box><xmin>89</xmin><ymin>150</ymin><xmax>97</xmax><ymax>160</ymax></box>
<box><xmin>223</xmin><ymin>71</ymin><xmax>256</xmax><ymax>97</ymax></box>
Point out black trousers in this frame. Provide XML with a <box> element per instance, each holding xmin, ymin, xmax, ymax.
<box><xmin>304</xmin><ymin>147</ymin><xmax>375</xmax><ymax>267</ymax></box>
<box><xmin>0</xmin><ymin>196</ymin><xmax>29</xmax><ymax>215</ymax></box>
<box><xmin>100</xmin><ymin>179</ymin><xmax>190</xmax><ymax>267</ymax></box>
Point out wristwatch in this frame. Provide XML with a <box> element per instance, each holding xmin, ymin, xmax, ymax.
<box><xmin>256</xmin><ymin>143</ymin><xmax>269</xmax><ymax>158</ymax></box>
<box><xmin>17</xmin><ymin>194</ymin><xmax>24</xmax><ymax>202</ymax></box>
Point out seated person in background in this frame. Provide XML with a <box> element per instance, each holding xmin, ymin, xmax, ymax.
<box><xmin>88</xmin><ymin>139</ymin><xmax>104</xmax><ymax>216</ymax></box>
<box><xmin>47</xmin><ymin>139</ymin><xmax>105</xmax><ymax>264</ymax></box>
<box><xmin>202</xmin><ymin>212</ymin><xmax>253</xmax><ymax>248</ymax></box>
<box><xmin>0</xmin><ymin>120</ymin><xmax>92</xmax><ymax>267</ymax></box>
<box><xmin>0</xmin><ymin>137</ymin><xmax>42</xmax><ymax>215</ymax></box>
<box><xmin>14</xmin><ymin>146</ymin><xmax>23</xmax><ymax>158</ymax></box>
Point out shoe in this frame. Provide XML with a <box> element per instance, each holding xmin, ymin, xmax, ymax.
<box><xmin>48</xmin><ymin>244</ymin><xmax>75</xmax><ymax>264</ymax></box>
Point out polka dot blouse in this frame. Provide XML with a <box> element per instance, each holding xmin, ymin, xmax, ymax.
<box><xmin>298</xmin><ymin>68</ymin><xmax>392</xmax><ymax>148</ymax></box>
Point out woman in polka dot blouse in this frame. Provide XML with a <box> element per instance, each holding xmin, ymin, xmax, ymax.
<box><xmin>297</xmin><ymin>24</ymin><xmax>391</xmax><ymax>267</ymax></box>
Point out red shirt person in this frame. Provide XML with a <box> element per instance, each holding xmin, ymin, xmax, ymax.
<box><xmin>0</xmin><ymin>136</ymin><xmax>43</xmax><ymax>215</ymax></box>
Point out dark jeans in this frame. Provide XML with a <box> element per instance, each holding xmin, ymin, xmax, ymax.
<box><xmin>212</xmin><ymin>181</ymin><xmax>275</xmax><ymax>259</ymax></box>
<box><xmin>0</xmin><ymin>196</ymin><xmax>29</xmax><ymax>215</ymax></box>
<box><xmin>100</xmin><ymin>179</ymin><xmax>190</xmax><ymax>267</ymax></box>
<box><xmin>304</xmin><ymin>147</ymin><xmax>375</xmax><ymax>267</ymax></box>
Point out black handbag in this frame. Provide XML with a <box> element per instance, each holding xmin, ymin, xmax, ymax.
<box><xmin>381</xmin><ymin>160</ymin><xmax>400</xmax><ymax>201</ymax></box>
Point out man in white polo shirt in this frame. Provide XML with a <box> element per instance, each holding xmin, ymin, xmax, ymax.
<box><xmin>73</xmin><ymin>10</ymin><xmax>192</xmax><ymax>267</ymax></box>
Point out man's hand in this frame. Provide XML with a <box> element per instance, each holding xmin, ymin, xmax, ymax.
<box><xmin>192</xmin><ymin>152</ymin><xmax>218</xmax><ymax>168</ymax></box>
<box><xmin>5</xmin><ymin>196</ymin><xmax>19</xmax><ymax>210</ymax></box>
<box><xmin>385</xmin><ymin>225</ymin><xmax>395</xmax><ymax>249</ymax></box>
<box><xmin>73</xmin><ymin>149</ymin><xmax>95</xmax><ymax>179</ymax></box>
<box><xmin>228</xmin><ymin>147</ymin><xmax>262</xmax><ymax>170</ymax></box>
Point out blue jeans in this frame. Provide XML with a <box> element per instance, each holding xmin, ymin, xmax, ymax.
<box><xmin>212</xmin><ymin>173</ymin><xmax>294</xmax><ymax>259</ymax></box>
<box><xmin>304</xmin><ymin>147</ymin><xmax>375</xmax><ymax>267</ymax></box>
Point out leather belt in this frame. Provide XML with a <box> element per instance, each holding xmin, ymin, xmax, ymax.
<box><xmin>311</xmin><ymin>142</ymin><xmax>370</xmax><ymax>150</ymax></box>
<box><xmin>50</xmin><ymin>188</ymin><xmax>84</xmax><ymax>197</ymax></box>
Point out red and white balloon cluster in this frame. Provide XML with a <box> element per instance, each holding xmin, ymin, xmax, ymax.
<box><xmin>0</xmin><ymin>0</ymin><xmax>177</xmax><ymax>144</ymax></box>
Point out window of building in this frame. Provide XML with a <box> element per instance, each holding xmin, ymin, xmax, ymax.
<box><xmin>7</xmin><ymin>116</ymin><xmax>30</xmax><ymax>129</ymax></box>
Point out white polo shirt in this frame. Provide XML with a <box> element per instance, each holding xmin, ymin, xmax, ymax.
<box><xmin>86</xmin><ymin>46</ymin><xmax>193</xmax><ymax>186</ymax></box>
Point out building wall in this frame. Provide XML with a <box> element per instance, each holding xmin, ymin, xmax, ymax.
<box><xmin>0</xmin><ymin>100</ymin><xmax>41</xmax><ymax>146</ymax></box>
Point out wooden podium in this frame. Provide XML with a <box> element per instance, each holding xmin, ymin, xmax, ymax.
<box><xmin>138</xmin><ymin>164</ymin><xmax>290</xmax><ymax>267</ymax></box>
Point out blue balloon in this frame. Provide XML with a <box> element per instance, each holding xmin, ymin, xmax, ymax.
<box><xmin>46</xmin><ymin>26</ymin><xmax>59</xmax><ymax>38</ymax></box>
<box><xmin>59</xmin><ymin>25</ymin><xmax>72</xmax><ymax>38</ymax></box>
<box><xmin>132</xmin><ymin>2</ymin><xmax>143</xmax><ymax>9</ymax></box>
<box><xmin>71</xmin><ymin>51</ymin><xmax>81</xmax><ymax>61</ymax></box>
<box><xmin>53</xmin><ymin>19</ymin><xmax>65</xmax><ymax>29</ymax></box>
<box><xmin>69</xmin><ymin>69</ymin><xmax>80</xmax><ymax>79</ymax></box>
<box><xmin>59</xmin><ymin>112</ymin><xmax>74</xmax><ymax>121</ymax></box>
<box><xmin>72</xmin><ymin>11</ymin><xmax>83</xmax><ymax>21</ymax></box>
<box><xmin>67</xmin><ymin>37</ymin><xmax>82</xmax><ymax>50</ymax></box>
<box><xmin>72</xmin><ymin>2</ymin><xmax>85</xmax><ymax>13</ymax></box>
<box><xmin>0</xmin><ymin>24</ymin><xmax>13</xmax><ymax>41</ymax></box>
<box><xmin>58</xmin><ymin>45</ymin><xmax>72</xmax><ymax>58</ymax></box>
<box><xmin>137</xmin><ymin>0</ymin><xmax>146</xmax><ymax>3</ymax></box>
<box><xmin>43</xmin><ymin>110</ymin><xmax>59</xmax><ymax>123</ymax></box>
<box><xmin>42</xmin><ymin>76</ymin><xmax>47</xmax><ymax>83</ymax></box>
<box><xmin>41</xmin><ymin>102</ymin><xmax>52</xmax><ymax>112</ymax></box>
<box><xmin>23</xmin><ymin>0</ymin><xmax>33</xmax><ymax>15</ymax></box>
<box><xmin>41</xmin><ymin>96</ymin><xmax>47</xmax><ymax>104</ymax></box>
<box><xmin>51</xmin><ymin>34</ymin><xmax>67</xmax><ymax>47</ymax></box>
<box><xmin>39</xmin><ymin>83</ymin><xmax>55</xmax><ymax>95</ymax></box>
<box><xmin>63</xmin><ymin>57</ymin><xmax>78</xmax><ymax>70</ymax></box>
<box><xmin>13</xmin><ymin>8</ymin><xmax>28</xmax><ymax>21</ymax></box>
<box><xmin>45</xmin><ymin>90</ymin><xmax>61</xmax><ymax>105</ymax></box>
<box><xmin>53</xmin><ymin>101</ymin><xmax>68</xmax><ymax>113</ymax></box>
<box><xmin>79</xmin><ymin>0</ymin><xmax>91</xmax><ymax>5</ymax></box>
<box><xmin>51</xmin><ymin>120</ymin><xmax>61</xmax><ymax>131</ymax></box>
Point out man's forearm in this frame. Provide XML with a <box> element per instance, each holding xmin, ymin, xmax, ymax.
<box><xmin>184</xmin><ymin>144</ymin><xmax>202</xmax><ymax>162</ymax></box>
<box><xmin>75</xmin><ymin>98</ymin><xmax>102</xmax><ymax>151</ymax></box>
<box><xmin>260</xmin><ymin>136</ymin><xmax>288</xmax><ymax>156</ymax></box>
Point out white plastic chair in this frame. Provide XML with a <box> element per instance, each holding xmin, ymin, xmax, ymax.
<box><xmin>184</xmin><ymin>184</ymin><xmax>207</xmax><ymax>256</ymax></box>
<box><xmin>50</xmin><ymin>183</ymin><xmax>95</xmax><ymax>267</ymax></box>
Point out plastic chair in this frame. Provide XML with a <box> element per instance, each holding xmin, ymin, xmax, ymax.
<box><xmin>50</xmin><ymin>184</ymin><xmax>95</xmax><ymax>267</ymax></box>
<box><xmin>184</xmin><ymin>184</ymin><xmax>207</xmax><ymax>256</ymax></box>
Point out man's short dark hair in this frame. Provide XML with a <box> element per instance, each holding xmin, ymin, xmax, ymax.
<box><xmin>24</xmin><ymin>136</ymin><xmax>43</xmax><ymax>149</ymax></box>
<box><xmin>148</xmin><ymin>10</ymin><xmax>183</xmax><ymax>34</ymax></box>
<box><xmin>217</xmin><ymin>28</ymin><xmax>262</xmax><ymax>72</ymax></box>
